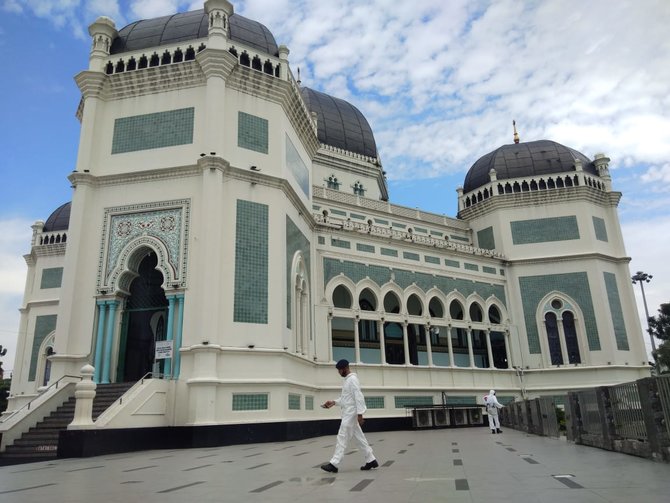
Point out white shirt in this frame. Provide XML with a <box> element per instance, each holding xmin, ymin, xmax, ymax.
<box><xmin>334</xmin><ymin>372</ymin><xmax>367</xmax><ymax>418</ymax></box>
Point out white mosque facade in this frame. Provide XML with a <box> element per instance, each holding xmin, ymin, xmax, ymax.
<box><xmin>1</xmin><ymin>0</ymin><xmax>650</xmax><ymax>452</ymax></box>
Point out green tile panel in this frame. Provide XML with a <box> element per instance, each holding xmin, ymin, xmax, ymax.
<box><xmin>392</xmin><ymin>222</ymin><xmax>406</xmax><ymax>229</ymax></box>
<box><xmin>330</xmin><ymin>209</ymin><xmax>347</xmax><ymax>216</ymax></box>
<box><xmin>234</xmin><ymin>200</ymin><xmax>268</xmax><ymax>324</ymax></box>
<box><xmin>350</xmin><ymin>213</ymin><xmax>366</xmax><ymax>220</ymax></box>
<box><xmin>356</xmin><ymin>243</ymin><xmax>375</xmax><ymax>253</ymax></box>
<box><xmin>305</xmin><ymin>395</ymin><xmax>314</xmax><ymax>410</ymax></box>
<box><xmin>414</xmin><ymin>227</ymin><xmax>428</xmax><ymax>234</ymax></box>
<box><xmin>40</xmin><ymin>267</ymin><xmax>63</xmax><ymax>289</ymax></box>
<box><xmin>112</xmin><ymin>107</ymin><xmax>194</xmax><ymax>154</ymax></box>
<box><xmin>381</xmin><ymin>248</ymin><xmax>398</xmax><ymax>257</ymax></box>
<box><xmin>519</xmin><ymin>272</ymin><xmax>599</xmax><ymax>353</ymax></box>
<box><xmin>425</xmin><ymin>255</ymin><xmax>440</xmax><ymax>265</ymax></box>
<box><xmin>445</xmin><ymin>395</ymin><xmax>477</xmax><ymax>405</ymax></box>
<box><xmin>365</xmin><ymin>396</ymin><xmax>385</xmax><ymax>409</ymax></box>
<box><xmin>477</xmin><ymin>227</ymin><xmax>495</xmax><ymax>250</ymax></box>
<box><xmin>324</xmin><ymin>258</ymin><xmax>507</xmax><ymax>306</ymax></box>
<box><xmin>394</xmin><ymin>396</ymin><xmax>434</xmax><ymax>408</ymax></box>
<box><xmin>285</xmin><ymin>134</ymin><xmax>309</xmax><ymax>195</ymax></box>
<box><xmin>332</xmin><ymin>238</ymin><xmax>351</xmax><ymax>249</ymax></box>
<box><xmin>497</xmin><ymin>396</ymin><xmax>516</xmax><ymax>405</ymax></box>
<box><xmin>592</xmin><ymin>217</ymin><xmax>608</xmax><ymax>242</ymax></box>
<box><xmin>603</xmin><ymin>272</ymin><xmax>629</xmax><ymax>350</ymax></box>
<box><xmin>288</xmin><ymin>393</ymin><xmax>301</xmax><ymax>410</ymax></box>
<box><xmin>238</xmin><ymin>111</ymin><xmax>268</xmax><ymax>154</ymax></box>
<box><xmin>233</xmin><ymin>393</ymin><xmax>268</xmax><ymax>410</ymax></box>
<box><xmin>430</xmin><ymin>230</ymin><xmax>443</xmax><ymax>236</ymax></box>
<box><xmin>464</xmin><ymin>263</ymin><xmax>479</xmax><ymax>271</ymax></box>
<box><xmin>511</xmin><ymin>216</ymin><xmax>579</xmax><ymax>245</ymax></box>
<box><xmin>317</xmin><ymin>236</ymin><xmax>325</xmax><ymax>245</ymax></box>
<box><xmin>483</xmin><ymin>266</ymin><xmax>497</xmax><ymax>274</ymax></box>
<box><xmin>499</xmin><ymin>269</ymin><xmax>505</xmax><ymax>276</ymax></box>
<box><xmin>403</xmin><ymin>251</ymin><xmax>420</xmax><ymax>261</ymax></box>
<box><xmin>29</xmin><ymin>315</ymin><xmax>57</xmax><ymax>381</ymax></box>
<box><xmin>286</xmin><ymin>216</ymin><xmax>311</xmax><ymax>328</ymax></box>
<box><xmin>450</xmin><ymin>235</ymin><xmax>470</xmax><ymax>242</ymax></box>
<box><xmin>374</xmin><ymin>218</ymin><xmax>389</xmax><ymax>225</ymax></box>
<box><xmin>445</xmin><ymin>259</ymin><xmax>460</xmax><ymax>268</ymax></box>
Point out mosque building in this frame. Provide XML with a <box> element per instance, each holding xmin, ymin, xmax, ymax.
<box><xmin>1</xmin><ymin>0</ymin><xmax>649</xmax><ymax>456</ymax></box>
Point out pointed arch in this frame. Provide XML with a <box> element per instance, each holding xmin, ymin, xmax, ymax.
<box><xmin>291</xmin><ymin>251</ymin><xmax>311</xmax><ymax>355</ymax></box>
<box><xmin>36</xmin><ymin>331</ymin><xmax>56</xmax><ymax>388</ymax></box>
<box><xmin>536</xmin><ymin>291</ymin><xmax>589</xmax><ymax>366</ymax></box>
<box><xmin>108</xmin><ymin>236</ymin><xmax>175</xmax><ymax>295</ymax></box>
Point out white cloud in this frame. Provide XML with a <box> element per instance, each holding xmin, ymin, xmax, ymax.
<box><xmin>1</xmin><ymin>0</ymin><xmax>22</xmax><ymax>14</ymax></box>
<box><xmin>129</xmin><ymin>0</ymin><xmax>181</xmax><ymax>19</ymax></box>
<box><xmin>0</xmin><ymin>219</ymin><xmax>31</xmax><ymax>376</ymax></box>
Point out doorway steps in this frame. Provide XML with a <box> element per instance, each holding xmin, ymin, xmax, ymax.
<box><xmin>0</xmin><ymin>382</ymin><xmax>133</xmax><ymax>465</ymax></box>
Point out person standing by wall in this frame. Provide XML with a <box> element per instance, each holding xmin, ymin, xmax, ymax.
<box><xmin>485</xmin><ymin>389</ymin><xmax>503</xmax><ymax>434</ymax></box>
<box><xmin>320</xmin><ymin>359</ymin><xmax>379</xmax><ymax>473</ymax></box>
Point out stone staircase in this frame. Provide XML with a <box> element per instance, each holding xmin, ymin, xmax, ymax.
<box><xmin>0</xmin><ymin>382</ymin><xmax>133</xmax><ymax>465</ymax></box>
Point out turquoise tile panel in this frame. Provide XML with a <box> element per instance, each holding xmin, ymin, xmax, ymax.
<box><xmin>29</xmin><ymin>314</ymin><xmax>57</xmax><ymax>381</ymax></box>
<box><xmin>356</xmin><ymin>243</ymin><xmax>375</xmax><ymax>253</ymax></box>
<box><xmin>330</xmin><ymin>209</ymin><xmax>347</xmax><ymax>216</ymax></box>
<box><xmin>464</xmin><ymin>263</ymin><xmax>479</xmax><ymax>271</ymax></box>
<box><xmin>519</xmin><ymin>272</ymin><xmax>599</xmax><ymax>353</ymax></box>
<box><xmin>350</xmin><ymin>213</ymin><xmax>366</xmax><ymax>220</ymax></box>
<box><xmin>312</xmin><ymin>205</ymin><xmax>321</xmax><ymax>211</ymax></box>
<box><xmin>425</xmin><ymin>255</ymin><xmax>440</xmax><ymax>265</ymax></box>
<box><xmin>445</xmin><ymin>259</ymin><xmax>460</xmax><ymax>268</ymax></box>
<box><xmin>511</xmin><ymin>216</ymin><xmax>579</xmax><ymax>244</ymax></box>
<box><xmin>603</xmin><ymin>272</ymin><xmax>629</xmax><ymax>350</ymax></box>
<box><xmin>365</xmin><ymin>396</ymin><xmax>385</xmax><ymax>409</ymax></box>
<box><xmin>450</xmin><ymin>235</ymin><xmax>470</xmax><ymax>242</ymax></box>
<box><xmin>288</xmin><ymin>393</ymin><xmax>301</xmax><ymax>410</ymax></box>
<box><xmin>374</xmin><ymin>218</ymin><xmax>389</xmax><ymax>225</ymax></box>
<box><xmin>112</xmin><ymin>108</ymin><xmax>194</xmax><ymax>154</ymax></box>
<box><xmin>477</xmin><ymin>226</ymin><xmax>495</xmax><ymax>250</ymax></box>
<box><xmin>233</xmin><ymin>393</ymin><xmax>268</xmax><ymax>410</ymax></box>
<box><xmin>403</xmin><ymin>251</ymin><xmax>420</xmax><ymax>261</ymax></box>
<box><xmin>500</xmin><ymin>269</ymin><xmax>505</xmax><ymax>276</ymax></box>
<box><xmin>286</xmin><ymin>216</ymin><xmax>311</xmax><ymax>328</ymax></box>
<box><xmin>234</xmin><ymin>200</ymin><xmax>268</xmax><ymax>324</ymax></box>
<box><xmin>430</xmin><ymin>230</ymin><xmax>443</xmax><ymax>236</ymax></box>
<box><xmin>497</xmin><ymin>396</ymin><xmax>516</xmax><ymax>405</ymax></box>
<box><xmin>593</xmin><ymin>217</ymin><xmax>608</xmax><ymax>242</ymax></box>
<box><xmin>285</xmin><ymin>134</ymin><xmax>309</xmax><ymax>195</ymax></box>
<box><xmin>238</xmin><ymin>112</ymin><xmax>268</xmax><ymax>154</ymax></box>
<box><xmin>483</xmin><ymin>266</ymin><xmax>497</xmax><ymax>274</ymax></box>
<box><xmin>305</xmin><ymin>395</ymin><xmax>314</xmax><ymax>410</ymax></box>
<box><xmin>394</xmin><ymin>396</ymin><xmax>433</xmax><ymax>408</ymax></box>
<box><xmin>332</xmin><ymin>238</ymin><xmax>351</xmax><ymax>249</ymax></box>
<box><xmin>414</xmin><ymin>227</ymin><xmax>428</xmax><ymax>234</ymax></box>
<box><xmin>445</xmin><ymin>395</ymin><xmax>476</xmax><ymax>405</ymax></box>
<box><xmin>323</xmin><ymin>258</ymin><xmax>507</xmax><ymax>306</ymax></box>
<box><xmin>318</xmin><ymin>236</ymin><xmax>325</xmax><ymax>245</ymax></box>
<box><xmin>392</xmin><ymin>222</ymin><xmax>406</xmax><ymax>229</ymax></box>
<box><xmin>381</xmin><ymin>248</ymin><xmax>398</xmax><ymax>257</ymax></box>
<box><xmin>40</xmin><ymin>267</ymin><xmax>63</xmax><ymax>289</ymax></box>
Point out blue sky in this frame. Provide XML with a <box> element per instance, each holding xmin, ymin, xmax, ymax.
<box><xmin>1</xmin><ymin>0</ymin><xmax>669</xmax><ymax>371</ymax></box>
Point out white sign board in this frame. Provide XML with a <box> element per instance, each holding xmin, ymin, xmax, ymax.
<box><xmin>155</xmin><ymin>340</ymin><xmax>173</xmax><ymax>360</ymax></box>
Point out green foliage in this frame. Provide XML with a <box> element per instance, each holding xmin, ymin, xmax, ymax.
<box><xmin>0</xmin><ymin>378</ymin><xmax>10</xmax><ymax>413</ymax></box>
<box><xmin>648</xmin><ymin>303</ymin><xmax>670</xmax><ymax>341</ymax></box>
<box><xmin>555</xmin><ymin>407</ymin><xmax>566</xmax><ymax>431</ymax></box>
<box><xmin>653</xmin><ymin>340</ymin><xmax>670</xmax><ymax>374</ymax></box>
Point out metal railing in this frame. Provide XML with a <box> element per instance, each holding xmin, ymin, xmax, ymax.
<box><xmin>575</xmin><ymin>389</ymin><xmax>601</xmax><ymax>435</ymax></box>
<box><xmin>0</xmin><ymin>374</ymin><xmax>81</xmax><ymax>424</ymax></box>
<box><xmin>610</xmin><ymin>381</ymin><xmax>647</xmax><ymax>441</ymax></box>
<box><xmin>657</xmin><ymin>375</ymin><xmax>670</xmax><ymax>438</ymax></box>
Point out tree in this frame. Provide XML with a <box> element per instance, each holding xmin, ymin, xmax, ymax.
<box><xmin>648</xmin><ymin>303</ymin><xmax>670</xmax><ymax>341</ymax></box>
<box><xmin>654</xmin><ymin>341</ymin><xmax>670</xmax><ymax>374</ymax></box>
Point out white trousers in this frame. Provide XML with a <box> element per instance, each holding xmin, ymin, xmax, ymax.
<box><xmin>487</xmin><ymin>410</ymin><xmax>501</xmax><ymax>430</ymax></box>
<box><xmin>330</xmin><ymin>416</ymin><xmax>375</xmax><ymax>466</ymax></box>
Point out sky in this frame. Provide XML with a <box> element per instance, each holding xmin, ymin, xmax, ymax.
<box><xmin>1</xmin><ymin>0</ymin><xmax>669</xmax><ymax>373</ymax></box>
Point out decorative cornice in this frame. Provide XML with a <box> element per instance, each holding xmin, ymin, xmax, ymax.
<box><xmin>505</xmin><ymin>252</ymin><xmax>631</xmax><ymax>267</ymax></box>
<box><xmin>74</xmin><ymin>71</ymin><xmax>107</xmax><ymax>99</ymax></box>
<box><xmin>69</xmin><ymin>165</ymin><xmax>201</xmax><ymax>187</ymax></box>
<box><xmin>195</xmin><ymin>48</ymin><xmax>237</xmax><ymax>80</ymax></box>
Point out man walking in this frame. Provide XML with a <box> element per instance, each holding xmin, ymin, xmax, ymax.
<box><xmin>320</xmin><ymin>359</ymin><xmax>379</xmax><ymax>473</ymax></box>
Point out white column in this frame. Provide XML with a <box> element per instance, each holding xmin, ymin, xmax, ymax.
<box><xmin>467</xmin><ymin>328</ymin><xmax>475</xmax><ymax>368</ymax></box>
<box><xmin>327</xmin><ymin>312</ymin><xmax>333</xmax><ymax>363</ymax></box>
<box><xmin>354</xmin><ymin>316</ymin><xmax>361</xmax><ymax>363</ymax></box>
<box><xmin>378</xmin><ymin>319</ymin><xmax>386</xmax><ymax>365</ymax></box>
<box><xmin>447</xmin><ymin>324</ymin><xmax>454</xmax><ymax>367</ymax></box>
<box><xmin>485</xmin><ymin>329</ymin><xmax>494</xmax><ymax>369</ymax></box>
<box><xmin>557</xmin><ymin>316</ymin><xmax>569</xmax><ymax>365</ymax></box>
<box><xmin>425</xmin><ymin>324</ymin><xmax>433</xmax><ymax>366</ymax></box>
<box><xmin>402</xmin><ymin>321</ymin><xmax>410</xmax><ymax>365</ymax></box>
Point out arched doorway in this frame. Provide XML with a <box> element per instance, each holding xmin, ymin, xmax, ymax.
<box><xmin>117</xmin><ymin>251</ymin><xmax>168</xmax><ymax>382</ymax></box>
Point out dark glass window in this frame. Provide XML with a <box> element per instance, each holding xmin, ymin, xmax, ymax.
<box><xmin>563</xmin><ymin>311</ymin><xmax>581</xmax><ymax>364</ymax></box>
<box><xmin>545</xmin><ymin>312</ymin><xmax>563</xmax><ymax>364</ymax></box>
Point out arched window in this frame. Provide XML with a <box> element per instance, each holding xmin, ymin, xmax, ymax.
<box><xmin>384</xmin><ymin>292</ymin><xmax>401</xmax><ymax>313</ymax></box>
<box><xmin>449</xmin><ymin>300</ymin><xmax>464</xmax><ymax>320</ymax></box>
<box><xmin>543</xmin><ymin>296</ymin><xmax>584</xmax><ymax>366</ymax></box>
<box><xmin>488</xmin><ymin>305</ymin><xmax>501</xmax><ymax>324</ymax></box>
<box><xmin>407</xmin><ymin>294</ymin><xmax>423</xmax><ymax>316</ymax></box>
<box><xmin>563</xmin><ymin>311</ymin><xmax>581</xmax><ymax>363</ymax></box>
<box><xmin>332</xmin><ymin>285</ymin><xmax>352</xmax><ymax>309</ymax></box>
<box><xmin>469</xmin><ymin>302</ymin><xmax>483</xmax><ymax>322</ymax></box>
<box><xmin>545</xmin><ymin>312</ymin><xmax>563</xmax><ymax>364</ymax></box>
<box><xmin>428</xmin><ymin>297</ymin><xmax>444</xmax><ymax>318</ymax></box>
<box><xmin>359</xmin><ymin>289</ymin><xmax>377</xmax><ymax>311</ymax></box>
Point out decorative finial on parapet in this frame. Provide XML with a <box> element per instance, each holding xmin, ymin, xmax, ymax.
<box><xmin>513</xmin><ymin>120</ymin><xmax>520</xmax><ymax>144</ymax></box>
<box><xmin>205</xmin><ymin>0</ymin><xmax>234</xmax><ymax>48</ymax></box>
<box><xmin>297</xmin><ymin>67</ymin><xmax>302</xmax><ymax>86</ymax></box>
<box><xmin>88</xmin><ymin>16</ymin><xmax>117</xmax><ymax>72</ymax></box>
<box><xmin>593</xmin><ymin>153</ymin><xmax>612</xmax><ymax>190</ymax></box>
<box><xmin>278</xmin><ymin>44</ymin><xmax>290</xmax><ymax>80</ymax></box>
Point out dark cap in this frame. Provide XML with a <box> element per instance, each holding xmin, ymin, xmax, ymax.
<box><xmin>335</xmin><ymin>359</ymin><xmax>349</xmax><ymax>369</ymax></box>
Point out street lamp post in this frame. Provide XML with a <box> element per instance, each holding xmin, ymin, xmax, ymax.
<box><xmin>631</xmin><ymin>271</ymin><xmax>655</xmax><ymax>360</ymax></box>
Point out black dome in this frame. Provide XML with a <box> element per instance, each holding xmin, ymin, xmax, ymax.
<box><xmin>464</xmin><ymin>140</ymin><xmax>598</xmax><ymax>193</ymax></box>
<box><xmin>300</xmin><ymin>87</ymin><xmax>378</xmax><ymax>158</ymax></box>
<box><xmin>110</xmin><ymin>10</ymin><xmax>279</xmax><ymax>56</ymax></box>
<box><xmin>43</xmin><ymin>202</ymin><xmax>71</xmax><ymax>232</ymax></box>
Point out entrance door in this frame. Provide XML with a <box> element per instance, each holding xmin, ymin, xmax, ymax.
<box><xmin>119</xmin><ymin>251</ymin><xmax>168</xmax><ymax>382</ymax></box>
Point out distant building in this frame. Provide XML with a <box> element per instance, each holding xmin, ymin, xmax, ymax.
<box><xmin>2</xmin><ymin>1</ymin><xmax>649</xmax><ymax>449</ymax></box>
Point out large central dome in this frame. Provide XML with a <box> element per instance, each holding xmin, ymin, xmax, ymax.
<box><xmin>110</xmin><ymin>9</ymin><xmax>279</xmax><ymax>56</ymax></box>
<box><xmin>463</xmin><ymin>140</ymin><xmax>598</xmax><ymax>193</ymax></box>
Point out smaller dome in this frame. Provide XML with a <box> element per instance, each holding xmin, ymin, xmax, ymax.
<box><xmin>300</xmin><ymin>87</ymin><xmax>378</xmax><ymax>158</ymax></box>
<box><xmin>464</xmin><ymin>140</ymin><xmax>598</xmax><ymax>193</ymax></box>
<box><xmin>43</xmin><ymin>202</ymin><xmax>71</xmax><ymax>232</ymax></box>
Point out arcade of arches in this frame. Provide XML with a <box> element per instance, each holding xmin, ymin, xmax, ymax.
<box><xmin>328</xmin><ymin>284</ymin><xmax>511</xmax><ymax>369</ymax></box>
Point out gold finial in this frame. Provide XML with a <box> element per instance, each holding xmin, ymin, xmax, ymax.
<box><xmin>513</xmin><ymin>120</ymin><xmax>520</xmax><ymax>144</ymax></box>
<box><xmin>297</xmin><ymin>67</ymin><xmax>301</xmax><ymax>86</ymax></box>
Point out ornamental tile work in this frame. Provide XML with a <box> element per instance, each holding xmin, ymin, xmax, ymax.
<box><xmin>323</xmin><ymin>258</ymin><xmax>507</xmax><ymax>306</ymax></box>
<box><xmin>511</xmin><ymin>216</ymin><xmax>579</xmax><ymax>244</ymax></box>
<box><xmin>234</xmin><ymin>200</ymin><xmax>268</xmax><ymax>324</ymax></box>
<box><xmin>29</xmin><ymin>315</ymin><xmax>57</xmax><ymax>381</ymax></box>
<box><xmin>445</xmin><ymin>395</ymin><xmax>476</xmax><ymax>405</ymax></box>
<box><xmin>445</xmin><ymin>259</ymin><xmax>460</xmax><ymax>268</ymax></box>
<box><xmin>104</xmin><ymin>203</ymin><xmax>188</xmax><ymax>286</ymax></box>
<box><xmin>365</xmin><ymin>396</ymin><xmax>385</xmax><ymax>409</ymax></box>
<box><xmin>238</xmin><ymin>112</ymin><xmax>268</xmax><ymax>154</ymax></box>
<box><xmin>519</xmin><ymin>272</ymin><xmax>599</xmax><ymax>354</ymax></box>
<box><xmin>331</xmin><ymin>238</ymin><xmax>351</xmax><ymax>249</ymax></box>
<box><xmin>403</xmin><ymin>251</ymin><xmax>420</xmax><ymax>261</ymax></box>
<box><xmin>425</xmin><ymin>255</ymin><xmax>440</xmax><ymax>265</ymax></box>
<box><xmin>477</xmin><ymin>227</ymin><xmax>495</xmax><ymax>250</ymax></box>
<box><xmin>40</xmin><ymin>267</ymin><xmax>63</xmax><ymax>289</ymax></box>
<box><xmin>356</xmin><ymin>243</ymin><xmax>375</xmax><ymax>253</ymax></box>
<box><xmin>305</xmin><ymin>395</ymin><xmax>314</xmax><ymax>410</ymax></box>
<box><xmin>111</xmin><ymin>108</ymin><xmax>194</xmax><ymax>154</ymax></box>
<box><xmin>603</xmin><ymin>272</ymin><xmax>629</xmax><ymax>350</ymax></box>
<box><xmin>288</xmin><ymin>393</ymin><xmax>301</xmax><ymax>410</ymax></box>
<box><xmin>394</xmin><ymin>396</ymin><xmax>433</xmax><ymax>408</ymax></box>
<box><xmin>483</xmin><ymin>266</ymin><xmax>497</xmax><ymax>274</ymax></box>
<box><xmin>450</xmin><ymin>235</ymin><xmax>470</xmax><ymax>242</ymax></box>
<box><xmin>380</xmin><ymin>248</ymin><xmax>398</xmax><ymax>257</ymax></box>
<box><xmin>285</xmin><ymin>134</ymin><xmax>309</xmax><ymax>196</ymax></box>
<box><xmin>593</xmin><ymin>216</ymin><xmax>608</xmax><ymax>242</ymax></box>
<box><xmin>232</xmin><ymin>393</ymin><xmax>268</xmax><ymax>411</ymax></box>
<box><xmin>464</xmin><ymin>263</ymin><xmax>479</xmax><ymax>271</ymax></box>
<box><xmin>286</xmin><ymin>216</ymin><xmax>310</xmax><ymax>328</ymax></box>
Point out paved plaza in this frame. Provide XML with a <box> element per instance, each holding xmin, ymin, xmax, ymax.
<box><xmin>1</xmin><ymin>427</ymin><xmax>669</xmax><ymax>502</ymax></box>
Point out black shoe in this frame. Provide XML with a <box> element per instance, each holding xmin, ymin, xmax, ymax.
<box><xmin>360</xmin><ymin>460</ymin><xmax>379</xmax><ymax>470</ymax></box>
<box><xmin>497</xmin><ymin>429</ymin><xmax>503</xmax><ymax>433</ymax></box>
<box><xmin>491</xmin><ymin>430</ymin><xmax>496</xmax><ymax>434</ymax></box>
<box><xmin>321</xmin><ymin>463</ymin><xmax>338</xmax><ymax>473</ymax></box>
